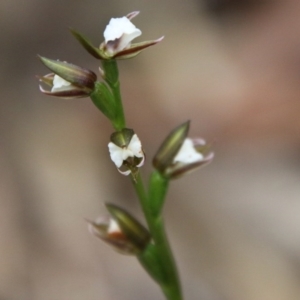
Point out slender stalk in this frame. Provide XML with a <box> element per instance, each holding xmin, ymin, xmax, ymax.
<box><xmin>134</xmin><ymin>172</ymin><xmax>182</xmax><ymax>300</ymax></box>
<box><xmin>152</xmin><ymin>217</ymin><xmax>182</xmax><ymax>300</ymax></box>
<box><xmin>132</xmin><ymin>173</ymin><xmax>150</xmax><ymax>224</ymax></box>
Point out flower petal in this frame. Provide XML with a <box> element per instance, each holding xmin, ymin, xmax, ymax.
<box><xmin>104</xmin><ymin>17</ymin><xmax>141</xmax><ymax>54</ymax></box>
<box><xmin>107</xmin><ymin>218</ymin><xmax>121</xmax><ymax>234</ymax></box>
<box><xmin>168</xmin><ymin>151</ymin><xmax>214</xmax><ymax>179</ymax></box>
<box><xmin>108</xmin><ymin>142</ymin><xmax>124</xmax><ymax>168</ymax></box>
<box><xmin>173</xmin><ymin>138</ymin><xmax>204</xmax><ymax>164</ymax></box>
<box><xmin>52</xmin><ymin>75</ymin><xmax>71</xmax><ymax>92</ymax></box>
<box><xmin>128</xmin><ymin>134</ymin><xmax>143</xmax><ymax>157</ymax></box>
<box><xmin>136</xmin><ymin>153</ymin><xmax>145</xmax><ymax>168</ymax></box>
<box><xmin>118</xmin><ymin>169</ymin><xmax>131</xmax><ymax>176</ymax></box>
<box><xmin>121</xmin><ymin>148</ymin><xmax>134</xmax><ymax>160</ymax></box>
<box><xmin>104</xmin><ymin>17</ymin><xmax>141</xmax><ymax>42</ymax></box>
<box><xmin>113</xmin><ymin>36</ymin><xmax>164</xmax><ymax>59</ymax></box>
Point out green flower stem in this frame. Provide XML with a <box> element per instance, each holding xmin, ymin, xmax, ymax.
<box><xmin>153</xmin><ymin>217</ymin><xmax>182</xmax><ymax>300</ymax></box>
<box><xmin>101</xmin><ymin>59</ymin><xmax>125</xmax><ymax>130</ymax></box>
<box><xmin>133</xmin><ymin>172</ymin><xmax>182</xmax><ymax>300</ymax></box>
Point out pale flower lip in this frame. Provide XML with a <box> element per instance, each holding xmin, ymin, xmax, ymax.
<box><xmin>167</xmin><ymin>138</ymin><xmax>214</xmax><ymax>179</ymax></box>
<box><xmin>173</xmin><ymin>138</ymin><xmax>204</xmax><ymax>164</ymax></box>
<box><xmin>51</xmin><ymin>75</ymin><xmax>71</xmax><ymax>92</ymax></box>
<box><xmin>107</xmin><ymin>218</ymin><xmax>121</xmax><ymax>234</ymax></box>
<box><xmin>104</xmin><ymin>16</ymin><xmax>142</xmax><ymax>55</ymax></box>
<box><xmin>39</xmin><ymin>73</ymin><xmax>90</xmax><ymax>99</ymax></box>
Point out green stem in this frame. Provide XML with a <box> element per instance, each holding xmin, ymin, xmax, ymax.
<box><xmin>132</xmin><ymin>173</ymin><xmax>151</xmax><ymax>226</ymax></box>
<box><xmin>133</xmin><ymin>173</ymin><xmax>182</xmax><ymax>300</ymax></box>
<box><xmin>154</xmin><ymin>217</ymin><xmax>182</xmax><ymax>300</ymax></box>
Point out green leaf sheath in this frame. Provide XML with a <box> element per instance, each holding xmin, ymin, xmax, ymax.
<box><xmin>90</xmin><ymin>82</ymin><xmax>116</xmax><ymax>122</ymax></box>
<box><xmin>138</xmin><ymin>243</ymin><xmax>168</xmax><ymax>284</ymax></box>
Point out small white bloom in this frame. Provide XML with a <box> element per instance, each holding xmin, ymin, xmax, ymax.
<box><xmin>107</xmin><ymin>218</ymin><xmax>121</xmax><ymax>234</ymax></box>
<box><xmin>174</xmin><ymin>138</ymin><xmax>204</xmax><ymax>164</ymax></box>
<box><xmin>104</xmin><ymin>16</ymin><xmax>142</xmax><ymax>54</ymax></box>
<box><xmin>108</xmin><ymin>134</ymin><xmax>144</xmax><ymax>168</ymax></box>
<box><xmin>51</xmin><ymin>75</ymin><xmax>71</xmax><ymax>92</ymax></box>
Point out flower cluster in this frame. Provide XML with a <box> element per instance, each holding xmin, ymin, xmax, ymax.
<box><xmin>107</xmin><ymin>122</ymin><xmax>214</xmax><ymax>179</ymax></box>
<box><xmin>38</xmin><ymin>12</ymin><xmax>163</xmax><ymax>100</ymax></box>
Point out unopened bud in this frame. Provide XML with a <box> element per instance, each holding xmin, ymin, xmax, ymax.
<box><xmin>88</xmin><ymin>203</ymin><xmax>151</xmax><ymax>255</ymax></box>
<box><xmin>38</xmin><ymin>56</ymin><xmax>97</xmax><ymax>98</ymax></box>
<box><xmin>153</xmin><ymin>121</ymin><xmax>214</xmax><ymax>179</ymax></box>
<box><xmin>153</xmin><ymin>121</ymin><xmax>190</xmax><ymax>173</ymax></box>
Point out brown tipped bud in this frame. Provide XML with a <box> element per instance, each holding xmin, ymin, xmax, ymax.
<box><xmin>153</xmin><ymin>121</ymin><xmax>190</xmax><ymax>173</ymax></box>
<box><xmin>38</xmin><ymin>56</ymin><xmax>97</xmax><ymax>98</ymax></box>
<box><xmin>88</xmin><ymin>204</ymin><xmax>151</xmax><ymax>255</ymax></box>
<box><xmin>153</xmin><ymin>122</ymin><xmax>214</xmax><ymax>179</ymax></box>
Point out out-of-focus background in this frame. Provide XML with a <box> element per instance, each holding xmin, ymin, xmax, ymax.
<box><xmin>1</xmin><ymin>0</ymin><xmax>300</xmax><ymax>299</ymax></box>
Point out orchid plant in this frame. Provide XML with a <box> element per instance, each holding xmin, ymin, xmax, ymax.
<box><xmin>37</xmin><ymin>11</ymin><xmax>213</xmax><ymax>300</ymax></box>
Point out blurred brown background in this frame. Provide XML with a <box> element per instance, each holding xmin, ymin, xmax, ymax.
<box><xmin>1</xmin><ymin>0</ymin><xmax>300</xmax><ymax>299</ymax></box>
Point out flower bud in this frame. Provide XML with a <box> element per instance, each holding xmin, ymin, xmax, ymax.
<box><xmin>153</xmin><ymin>122</ymin><xmax>214</xmax><ymax>179</ymax></box>
<box><xmin>166</xmin><ymin>138</ymin><xmax>214</xmax><ymax>179</ymax></box>
<box><xmin>87</xmin><ymin>203</ymin><xmax>151</xmax><ymax>255</ymax></box>
<box><xmin>38</xmin><ymin>56</ymin><xmax>97</xmax><ymax>98</ymax></box>
<box><xmin>153</xmin><ymin>121</ymin><xmax>190</xmax><ymax>173</ymax></box>
<box><xmin>71</xmin><ymin>12</ymin><xmax>164</xmax><ymax>60</ymax></box>
<box><xmin>108</xmin><ymin>128</ymin><xmax>145</xmax><ymax>177</ymax></box>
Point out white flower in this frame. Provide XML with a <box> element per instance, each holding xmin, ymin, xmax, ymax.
<box><xmin>153</xmin><ymin>122</ymin><xmax>214</xmax><ymax>178</ymax></box>
<box><xmin>51</xmin><ymin>75</ymin><xmax>71</xmax><ymax>92</ymax></box>
<box><xmin>168</xmin><ymin>138</ymin><xmax>214</xmax><ymax>179</ymax></box>
<box><xmin>104</xmin><ymin>16</ymin><xmax>142</xmax><ymax>55</ymax></box>
<box><xmin>108</xmin><ymin>133</ymin><xmax>145</xmax><ymax>175</ymax></box>
<box><xmin>173</xmin><ymin>138</ymin><xmax>204</xmax><ymax>164</ymax></box>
